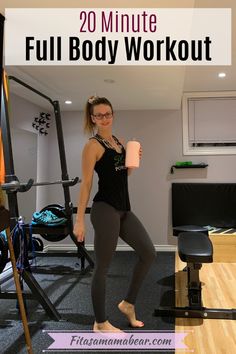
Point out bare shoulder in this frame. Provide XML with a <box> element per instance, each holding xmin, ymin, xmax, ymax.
<box><xmin>84</xmin><ymin>138</ymin><xmax>104</xmax><ymax>160</ymax></box>
<box><xmin>86</xmin><ymin>138</ymin><xmax>98</xmax><ymax>148</ymax></box>
<box><xmin>84</xmin><ymin>138</ymin><xmax>98</xmax><ymax>152</ymax></box>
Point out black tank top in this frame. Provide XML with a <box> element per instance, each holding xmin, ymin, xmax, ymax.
<box><xmin>91</xmin><ymin>134</ymin><xmax>131</xmax><ymax>211</ymax></box>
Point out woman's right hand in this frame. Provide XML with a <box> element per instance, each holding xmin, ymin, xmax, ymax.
<box><xmin>73</xmin><ymin>221</ymin><xmax>85</xmax><ymax>242</ymax></box>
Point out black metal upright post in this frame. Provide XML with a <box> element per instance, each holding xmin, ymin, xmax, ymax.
<box><xmin>53</xmin><ymin>100</ymin><xmax>72</xmax><ymax>216</ymax></box>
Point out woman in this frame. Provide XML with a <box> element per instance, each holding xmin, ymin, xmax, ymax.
<box><xmin>73</xmin><ymin>96</ymin><xmax>156</xmax><ymax>332</ymax></box>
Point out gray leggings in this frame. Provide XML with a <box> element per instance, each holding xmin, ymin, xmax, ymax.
<box><xmin>90</xmin><ymin>201</ymin><xmax>156</xmax><ymax>323</ymax></box>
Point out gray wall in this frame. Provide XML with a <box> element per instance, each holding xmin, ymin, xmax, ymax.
<box><xmin>11</xmin><ymin>128</ymin><xmax>37</xmax><ymax>222</ymax></box>
<box><xmin>46</xmin><ymin>109</ymin><xmax>236</xmax><ymax>249</ymax></box>
<box><xmin>9</xmin><ymin>94</ymin><xmax>47</xmax><ymax>222</ymax></box>
<box><xmin>9</xmin><ymin>94</ymin><xmax>236</xmax><ymax>248</ymax></box>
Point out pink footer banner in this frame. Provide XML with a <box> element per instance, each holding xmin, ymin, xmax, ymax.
<box><xmin>43</xmin><ymin>330</ymin><xmax>190</xmax><ymax>351</ymax></box>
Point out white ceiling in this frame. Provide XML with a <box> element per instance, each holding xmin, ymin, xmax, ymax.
<box><xmin>1</xmin><ymin>0</ymin><xmax>235</xmax><ymax>111</ymax></box>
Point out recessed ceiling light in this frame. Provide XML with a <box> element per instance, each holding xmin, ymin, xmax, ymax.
<box><xmin>65</xmin><ymin>100</ymin><xmax>72</xmax><ymax>104</ymax></box>
<box><xmin>218</xmin><ymin>72</ymin><xmax>226</xmax><ymax>78</ymax></box>
<box><xmin>104</xmin><ymin>79</ymin><xmax>115</xmax><ymax>84</ymax></box>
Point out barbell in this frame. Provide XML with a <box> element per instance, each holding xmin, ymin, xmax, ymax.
<box><xmin>1</xmin><ymin>177</ymin><xmax>81</xmax><ymax>192</ymax></box>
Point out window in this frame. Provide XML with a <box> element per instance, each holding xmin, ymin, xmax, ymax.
<box><xmin>182</xmin><ymin>91</ymin><xmax>236</xmax><ymax>155</ymax></box>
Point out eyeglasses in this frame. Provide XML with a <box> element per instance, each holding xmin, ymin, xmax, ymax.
<box><xmin>92</xmin><ymin>112</ymin><xmax>113</xmax><ymax>120</ymax></box>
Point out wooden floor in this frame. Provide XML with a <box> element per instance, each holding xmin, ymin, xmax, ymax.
<box><xmin>175</xmin><ymin>253</ymin><xmax>236</xmax><ymax>354</ymax></box>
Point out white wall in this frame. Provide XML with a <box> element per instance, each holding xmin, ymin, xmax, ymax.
<box><xmin>9</xmin><ymin>94</ymin><xmax>236</xmax><ymax>248</ymax></box>
<box><xmin>9</xmin><ymin>93</ymin><xmax>51</xmax><ymax>220</ymax></box>
<box><xmin>46</xmin><ymin>109</ymin><xmax>236</xmax><ymax>248</ymax></box>
<box><xmin>11</xmin><ymin>128</ymin><xmax>37</xmax><ymax>222</ymax></box>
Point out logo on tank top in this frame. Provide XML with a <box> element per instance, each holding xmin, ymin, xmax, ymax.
<box><xmin>114</xmin><ymin>154</ymin><xmax>127</xmax><ymax>171</ymax></box>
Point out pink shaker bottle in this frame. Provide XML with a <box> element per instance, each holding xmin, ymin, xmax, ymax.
<box><xmin>125</xmin><ymin>139</ymin><xmax>141</xmax><ymax>168</ymax></box>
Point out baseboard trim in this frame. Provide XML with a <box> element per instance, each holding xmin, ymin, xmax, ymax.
<box><xmin>44</xmin><ymin>244</ymin><xmax>177</xmax><ymax>252</ymax></box>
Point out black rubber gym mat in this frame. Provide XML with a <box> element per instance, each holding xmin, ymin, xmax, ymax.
<box><xmin>0</xmin><ymin>251</ymin><xmax>175</xmax><ymax>354</ymax></box>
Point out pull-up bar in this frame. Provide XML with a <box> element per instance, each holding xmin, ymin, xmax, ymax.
<box><xmin>8</xmin><ymin>76</ymin><xmax>54</xmax><ymax>106</ymax></box>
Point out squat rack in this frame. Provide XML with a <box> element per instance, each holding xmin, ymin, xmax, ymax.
<box><xmin>0</xmin><ymin>14</ymin><xmax>94</xmax><ymax>319</ymax></box>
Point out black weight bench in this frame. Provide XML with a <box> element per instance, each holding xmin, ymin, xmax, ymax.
<box><xmin>154</xmin><ymin>231</ymin><xmax>236</xmax><ymax>320</ymax></box>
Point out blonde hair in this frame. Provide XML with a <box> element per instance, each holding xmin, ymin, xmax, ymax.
<box><xmin>84</xmin><ymin>96</ymin><xmax>113</xmax><ymax>135</ymax></box>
